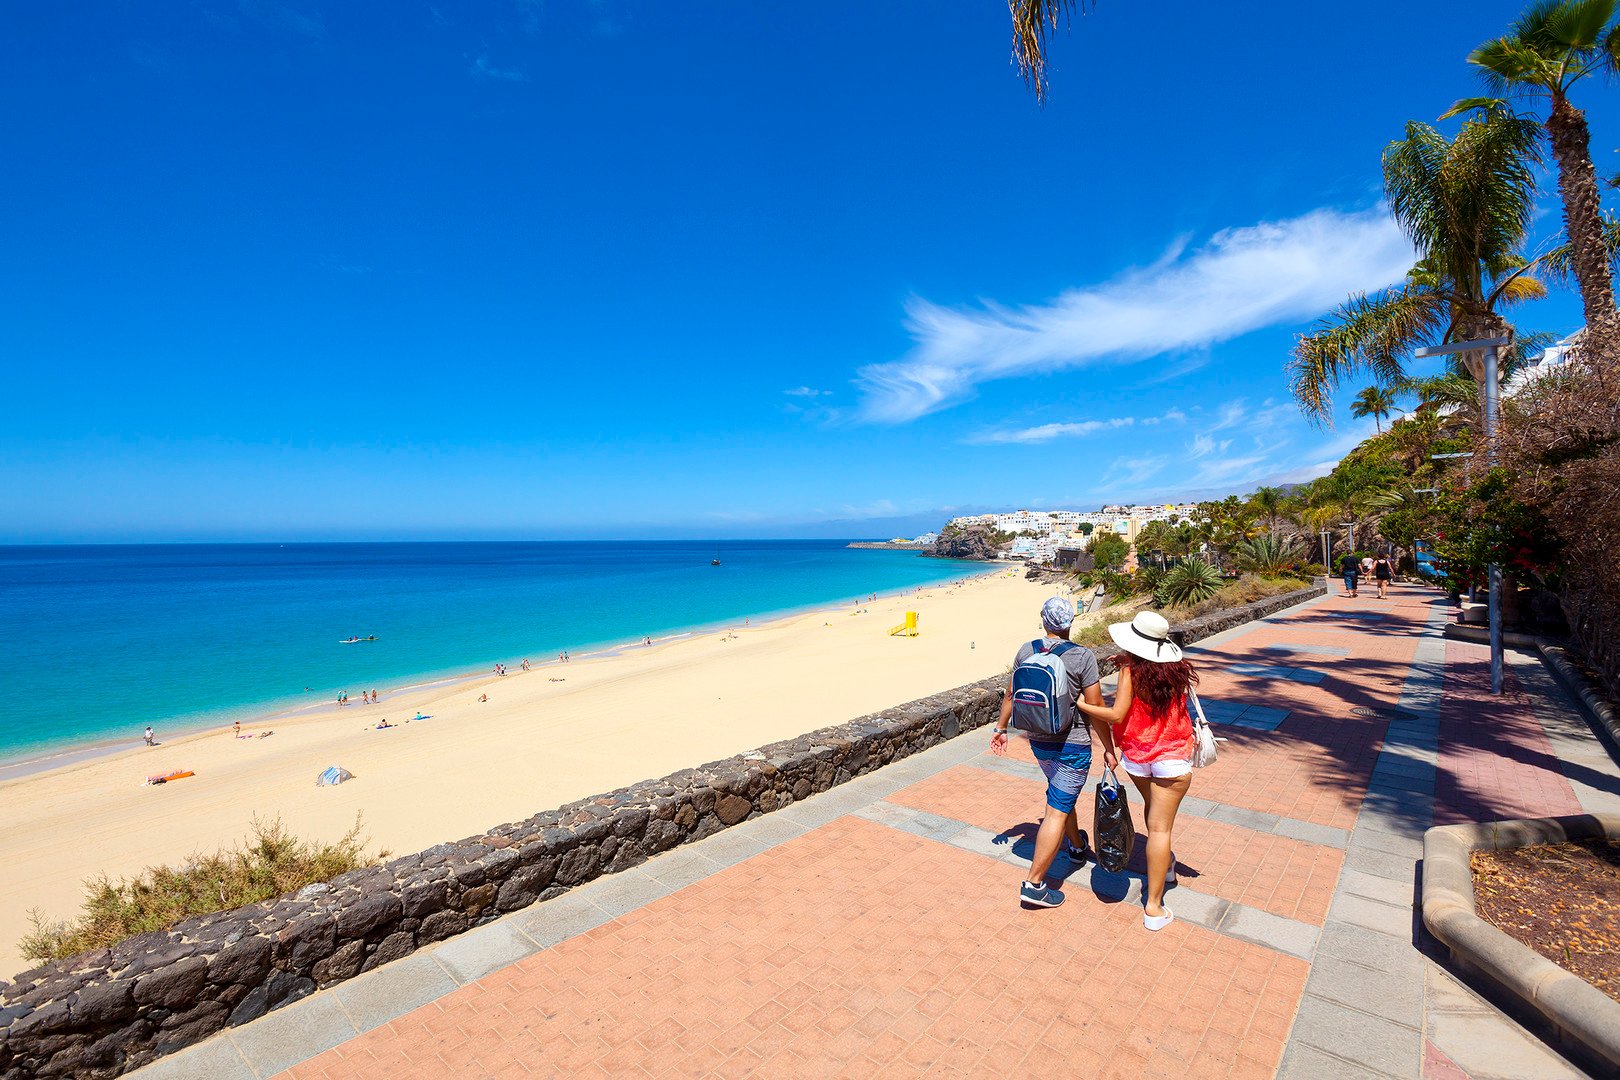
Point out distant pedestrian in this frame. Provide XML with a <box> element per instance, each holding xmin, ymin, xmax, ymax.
<box><xmin>1338</xmin><ymin>553</ymin><xmax>1359</xmax><ymax>597</ymax></box>
<box><xmin>1373</xmin><ymin>553</ymin><xmax>1394</xmax><ymax>600</ymax></box>
<box><xmin>233</xmin><ymin>721</ymin><xmax>241</xmax><ymax>737</ymax></box>
<box><xmin>1077</xmin><ymin>611</ymin><xmax>1199</xmax><ymax>931</ymax></box>
<box><xmin>143</xmin><ymin>726</ymin><xmax>155</xmax><ymax>746</ymax></box>
<box><xmin>990</xmin><ymin>596</ymin><xmax>1113</xmax><ymax>909</ymax></box>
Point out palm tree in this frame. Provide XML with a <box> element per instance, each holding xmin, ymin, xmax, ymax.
<box><xmin>1290</xmin><ymin>110</ymin><xmax>1543</xmax><ymax>421</ymax></box>
<box><xmin>1010</xmin><ymin>1</ymin><xmax>1091</xmax><ymax>101</ymax></box>
<box><xmin>1448</xmin><ymin>0</ymin><xmax>1620</xmax><ymax>360</ymax></box>
<box><xmin>1247</xmin><ymin>486</ymin><xmax>1287</xmax><ymax>538</ymax></box>
<box><xmin>1350</xmin><ymin>386</ymin><xmax>1399</xmax><ymax>432</ymax></box>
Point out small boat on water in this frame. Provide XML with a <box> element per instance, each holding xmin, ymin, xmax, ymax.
<box><xmin>711</xmin><ymin>558</ymin><xmax>721</xmax><ymax>566</ymax></box>
<box><xmin>339</xmin><ymin>636</ymin><xmax>379</xmax><ymax>643</ymax></box>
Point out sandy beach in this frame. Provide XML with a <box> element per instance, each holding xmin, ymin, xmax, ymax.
<box><xmin>0</xmin><ymin>569</ymin><xmax>1066</xmax><ymax>979</ymax></box>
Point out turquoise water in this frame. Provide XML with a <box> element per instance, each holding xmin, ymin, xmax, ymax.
<box><xmin>0</xmin><ymin>541</ymin><xmax>983</xmax><ymax>763</ymax></box>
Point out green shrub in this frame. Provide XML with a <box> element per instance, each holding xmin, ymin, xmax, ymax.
<box><xmin>19</xmin><ymin>815</ymin><xmax>384</xmax><ymax>964</ymax></box>
<box><xmin>1234</xmin><ymin>535</ymin><xmax>1303</xmax><ymax>575</ymax></box>
<box><xmin>1156</xmin><ymin>561</ymin><xmax>1224</xmax><ymax>607</ymax></box>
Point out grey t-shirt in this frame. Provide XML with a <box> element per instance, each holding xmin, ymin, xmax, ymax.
<box><xmin>1011</xmin><ymin>636</ymin><xmax>1101</xmax><ymax>747</ymax></box>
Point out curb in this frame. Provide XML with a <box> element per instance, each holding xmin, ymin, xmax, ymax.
<box><xmin>1441</xmin><ymin>623</ymin><xmax>1542</xmax><ymax>649</ymax></box>
<box><xmin>1422</xmin><ymin>814</ymin><xmax>1620</xmax><ymax>1073</ymax></box>
<box><xmin>1537</xmin><ymin>641</ymin><xmax>1620</xmax><ymax>760</ymax></box>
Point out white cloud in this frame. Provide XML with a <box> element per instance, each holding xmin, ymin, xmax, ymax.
<box><xmin>965</xmin><ymin>416</ymin><xmax>1137</xmax><ymax>445</ymax></box>
<box><xmin>855</xmin><ymin>207</ymin><xmax>1412</xmax><ymax>423</ymax></box>
<box><xmin>1186</xmin><ymin>434</ymin><xmax>1232</xmax><ymax>459</ymax></box>
<box><xmin>783</xmin><ymin>386</ymin><xmax>832</xmax><ymax>398</ymax></box>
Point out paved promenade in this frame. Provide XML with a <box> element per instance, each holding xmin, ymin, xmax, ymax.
<box><xmin>138</xmin><ymin>585</ymin><xmax>1620</xmax><ymax>1079</ymax></box>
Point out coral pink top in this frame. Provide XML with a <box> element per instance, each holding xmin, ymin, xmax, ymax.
<box><xmin>1117</xmin><ymin>695</ymin><xmax>1193</xmax><ymax>764</ymax></box>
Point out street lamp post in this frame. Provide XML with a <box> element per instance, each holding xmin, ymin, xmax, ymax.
<box><xmin>1319</xmin><ymin>528</ymin><xmax>1330</xmax><ymax>572</ymax></box>
<box><xmin>1416</xmin><ymin>336</ymin><xmax>1509</xmax><ymax>694</ymax></box>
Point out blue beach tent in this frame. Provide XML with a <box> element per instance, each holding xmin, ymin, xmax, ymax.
<box><xmin>316</xmin><ymin>766</ymin><xmax>353</xmax><ymax>786</ymax></box>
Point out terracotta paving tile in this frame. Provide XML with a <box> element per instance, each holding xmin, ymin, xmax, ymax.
<box><xmin>1434</xmin><ymin>638</ymin><xmax>1583</xmax><ymax>824</ymax></box>
<box><xmin>269</xmin><ymin>593</ymin><xmax>1566</xmax><ymax>1079</ymax></box>
<box><xmin>888</xmin><ymin>763</ymin><xmax>1344</xmax><ymax>924</ymax></box>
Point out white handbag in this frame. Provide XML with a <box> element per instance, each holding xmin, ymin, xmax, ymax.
<box><xmin>1188</xmin><ymin>689</ymin><xmax>1218</xmax><ymax>769</ymax></box>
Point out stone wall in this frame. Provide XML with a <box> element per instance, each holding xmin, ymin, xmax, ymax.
<box><xmin>0</xmin><ymin>582</ymin><xmax>1322</xmax><ymax>1078</ymax></box>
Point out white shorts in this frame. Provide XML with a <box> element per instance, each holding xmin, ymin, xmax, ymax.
<box><xmin>1121</xmin><ymin>755</ymin><xmax>1192</xmax><ymax>779</ymax></box>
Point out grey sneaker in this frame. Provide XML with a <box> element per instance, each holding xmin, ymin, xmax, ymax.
<box><xmin>1019</xmin><ymin>880</ymin><xmax>1064</xmax><ymax>908</ymax></box>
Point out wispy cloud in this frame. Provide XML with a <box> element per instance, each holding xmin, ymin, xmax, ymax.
<box><xmin>967</xmin><ymin>408</ymin><xmax>1188</xmax><ymax>445</ymax></box>
<box><xmin>471</xmin><ymin>54</ymin><xmax>528</xmax><ymax>81</ymax></box>
<box><xmin>1187</xmin><ymin>434</ymin><xmax>1232</xmax><ymax>459</ymax></box>
<box><xmin>965</xmin><ymin>416</ymin><xmax>1137</xmax><ymax>445</ymax></box>
<box><xmin>783</xmin><ymin>386</ymin><xmax>832</xmax><ymax>398</ymax></box>
<box><xmin>855</xmin><ymin>207</ymin><xmax>1412</xmax><ymax>423</ymax></box>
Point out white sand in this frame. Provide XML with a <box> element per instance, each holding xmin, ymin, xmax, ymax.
<box><xmin>0</xmin><ymin>570</ymin><xmax>1072</xmax><ymax>978</ymax></box>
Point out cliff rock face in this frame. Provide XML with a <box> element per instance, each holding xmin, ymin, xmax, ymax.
<box><xmin>926</xmin><ymin>524</ymin><xmax>1005</xmax><ymax>561</ymax></box>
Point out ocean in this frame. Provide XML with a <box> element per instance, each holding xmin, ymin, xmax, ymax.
<box><xmin>0</xmin><ymin>541</ymin><xmax>984</xmax><ymax>764</ymax></box>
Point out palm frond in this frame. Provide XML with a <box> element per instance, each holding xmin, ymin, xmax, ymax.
<box><xmin>1009</xmin><ymin>0</ymin><xmax>1088</xmax><ymax>102</ymax></box>
<box><xmin>1539</xmin><ymin>211</ymin><xmax>1620</xmax><ymax>286</ymax></box>
<box><xmin>1289</xmin><ymin>285</ymin><xmax>1447</xmax><ymax>424</ymax></box>
<box><xmin>1382</xmin><ymin>115</ymin><xmax>1541</xmax><ymax>308</ymax></box>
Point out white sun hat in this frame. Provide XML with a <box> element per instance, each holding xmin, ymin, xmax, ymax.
<box><xmin>1108</xmin><ymin>610</ymin><xmax>1184</xmax><ymax>663</ymax></box>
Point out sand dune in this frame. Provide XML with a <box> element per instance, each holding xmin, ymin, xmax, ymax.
<box><xmin>0</xmin><ymin>570</ymin><xmax>1077</xmax><ymax>979</ymax></box>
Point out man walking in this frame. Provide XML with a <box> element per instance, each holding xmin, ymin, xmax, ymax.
<box><xmin>1338</xmin><ymin>552</ymin><xmax>1360</xmax><ymax>598</ymax></box>
<box><xmin>990</xmin><ymin>597</ymin><xmax>1114</xmax><ymax>908</ymax></box>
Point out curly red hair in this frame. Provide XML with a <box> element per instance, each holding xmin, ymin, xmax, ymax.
<box><xmin>1123</xmin><ymin>652</ymin><xmax>1198</xmax><ymax>714</ymax></box>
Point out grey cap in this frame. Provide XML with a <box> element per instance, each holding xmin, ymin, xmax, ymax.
<box><xmin>1040</xmin><ymin>596</ymin><xmax>1076</xmax><ymax>633</ymax></box>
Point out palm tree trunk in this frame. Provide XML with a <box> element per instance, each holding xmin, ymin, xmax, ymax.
<box><xmin>1547</xmin><ymin>97</ymin><xmax>1620</xmax><ymax>361</ymax></box>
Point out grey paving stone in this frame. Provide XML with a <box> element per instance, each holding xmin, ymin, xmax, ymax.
<box><xmin>1305</xmin><ymin>952</ymin><xmax>1423</xmax><ymax>1026</ymax></box>
<box><xmin>968</xmin><ymin>754</ymin><xmax>1043</xmax><ymax>781</ymax></box>
<box><xmin>641</xmin><ymin>846</ymin><xmax>726</xmax><ymax>890</ymax></box>
<box><xmin>1277</xmin><ymin>1042</ymin><xmax>1401</xmax><ymax>1080</ymax></box>
<box><xmin>511</xmin><ymin>893</ymin><xmax>616</xmax><ymax>948</ymax></box>
<box><xmin>334</xmin><ymin>952</ymin><xmax>462</xmax><ymax>1031</ymax></box>
<box><xmin>578</xmin><ymin>867</ymin><xmax>675</xmax><ymax>918</ymax></box>
<box><xmin>1349</xmin><ymin>827</ymin><xmax>1424</xmax><ymax>859</ymax></box>
<box><xmin>1271</xmin><ymin>817</ymin><xmax>1351</xmax><ymax>849</ymax></box>
<box><xmin>1161</xmin><ymin>886</ymin><xmax>1229</xmax><ymax>932</ymax></box>
<box><xmin>125</xmin><ymin>1033</ymin><xmax>257</xmax><ymax>1080</ymax></box>
<box><xmin>1207</xmin><ymin>803</ymin><xmax>1283</xmax><ymax>834</ymax></box>
<box><xmin>735</xmin><ymin>811</ymin><xmax>812</xmax><ymax>846</ymax></box>
<box><xmin>1288</xmin><ymin>992</ymin><xmax>1422</xmax><ymax>1076</ymax></box>
<box><xmin>771</xmin><ymin>795</ymin><xmax>854</xmax><ymax>829</ymax></box>
<box><xmin>1338</xmin><ymin>868</ymin><xmax>1413</xmax><ymax>908</ymax></box>
<box><xmin>841</xmin><ymin>770</ymin><xmax>914</xmax><ymax>797</ymax></box>
<box><xmin>944</xmin><ymin>824</ymin><xmax>1028</xmax><ymax>868</ymax></box>
<box><xmin>1365</xmin><ymin>770</ymin><xmax>1436</xmax><ymax>795</ymax></box>
<box><xmin>854</xmin><ymin>802</ymin><xmax>966</xmax><ymax>844</ymax></box>
<box><xmin>429</xmin><ymin>920</ymin><xmax>539</xmax><ymax>986</ymax></box>
<box><xmin>1343</xmin><ymin>846</ymin><xmax>1417</xmax><ymax>883</ymax></box>
<box><xmin>1178</xmin><ymin>793</ymin><xmax>1222</xmax><ymax>819</ymax></box>
<box><xmin>686</xmin><ymin>826</ymin><xmax>771</xmax><ymax>866</ymax></box>
<box><xmin>1426</xmin><ymin>1011</ymin><xmax>1588</xmax><ymax>1080</ymax></box>
<box><xmin>1217</xmin><ymin>902</ymin><xmax>1318</xmax><ymax>961</ymax></box>
<box><xmin>1267</xmin><ymin>642</ymin><xmax>1352</xmax><ymax>656</ymax></box>
<box><xmin>228</xmin><ymin>993</ymin><xmax>360</xmax><ymax>1079</ymax></box>
<box><xmin>1314</xmin><ymin>922</ymin><xmax>1423</xmax><ymax>980</ymax></box>
<box><xmin>1328</xmin><ymin>893</ymin><xmax>1413</xmax><ymax>940</ymax></box>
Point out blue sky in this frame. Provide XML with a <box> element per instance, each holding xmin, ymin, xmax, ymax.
<box><xmin>2</xmin><ymin>1</ymin><xmax>1606</xmax><ymax>542</ymax></box>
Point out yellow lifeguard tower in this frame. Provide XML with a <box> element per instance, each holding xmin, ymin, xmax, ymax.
<box><xmin>888</xmin><ymin>611</ymin><xmax>919</xmax><ymax>637</ymax></box>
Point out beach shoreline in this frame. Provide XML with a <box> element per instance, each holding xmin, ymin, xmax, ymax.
<box><xmin>0</xmin><ymin>566</ymin><xmax>1043</xmax><ymax>980</ymax></box>
<box><xmin>0</xmin><ymin>565</ymin><xmax>998</xmax><ymax>786</ymax></box>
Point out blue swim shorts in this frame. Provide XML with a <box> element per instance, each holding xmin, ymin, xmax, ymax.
<box><xmin>1028</xmin><ymin>738</ymin><xmax>1093</xmax><ymax>814</ymax></box>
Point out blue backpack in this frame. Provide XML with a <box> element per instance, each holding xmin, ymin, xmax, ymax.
<box><xmin>1009</xmin><ymin>639</ymin><xmax>1078</xmax><ymax>737</ymax></box>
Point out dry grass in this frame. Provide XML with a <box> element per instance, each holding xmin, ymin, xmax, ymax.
<box><xmin>19</xmin><ymin>815</ymin><xmax>385</xmax><ymax>964</ymax></box>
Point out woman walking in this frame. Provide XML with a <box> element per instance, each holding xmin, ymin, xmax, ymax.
<box><xmin>1077</xmin><ymin>611</ymin><xmax>1199</xmax><ymax>931</ymax></box>
<box><xmin>1373</xmin><ymin>552</ymin><xmax>1394</xmax><ymax>600</ymax></box>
